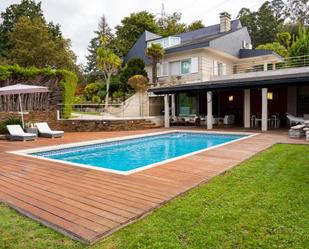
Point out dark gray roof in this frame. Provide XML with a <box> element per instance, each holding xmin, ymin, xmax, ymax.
<box><xmin>124</xmin><ymin>31</ymin><xmax>161</xmax><ymax>64</ymax></box>
<box><xmin>124</xmin><ymin>19</ymin><xmax>243</xmax><ymax>64</ymax></box>
<box><xmin>239</xmin><ymin>49</ymin><xmax>281</xmax><ymax>59</ymax></box>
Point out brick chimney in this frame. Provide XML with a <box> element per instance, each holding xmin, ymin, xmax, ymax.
<box><xmin>220</xmin><ymin>11</ymin><xmax>231</xmax><ymax>33</ymax></box>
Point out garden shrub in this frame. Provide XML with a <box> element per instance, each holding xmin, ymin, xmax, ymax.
<box><xmin>0</xmin><ymin>117</ymin><xmax>22</xmax><ymax>134</ymax></box>
<box><xmin>0</xmin><ymin>65</ymin><xmax>77</xmax><ymax>119</ymax></box>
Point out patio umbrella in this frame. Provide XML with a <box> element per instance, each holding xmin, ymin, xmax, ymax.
<box><xmin>0</xmin><ymin>84</ymin><xmax>49</xmax><ymax>128</ymax></box>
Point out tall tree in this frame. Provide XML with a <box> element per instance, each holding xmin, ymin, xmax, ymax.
<box><xmin>238</xmin><ymin>1</ymin><xmax>285</xmax><ymax>47</ymax></box>
<box><xmin>157</xmin><ymin>12</ymin><xmax>186</xmax><ymax>36</ymax></box>
<box><xmin>7</xmin><ymin>16</ymin><xmax>77</xmax><ymax>70</ymax></box>
<box><xmin>186</xmin><ymin>20</ymin><xmax>205</xmax><ymax>32</ymax></box>
<box><xmin>115</xmin><ymin>11</ymin><xmax>158</xmax><ymax>57</ymax></box>
<box><xmin>96</xmin><ymin>35</ymin><xmax>122</xmax><ymax>108</ymax></box>
<box><xmin>0</xmin><ymin>0</ymin><xmax>60</xmax><ymax>58</ymax></box>
<box><xmin>256</xmin><ymin>42</ymin><xmax>288</xmax><ymax>57</ymax></box>
<box><xmin>286</xmin><ymin>0</ymin><xmax>309</xmax><ymax>26</ymax></box>
<box><xmin>86</xmin><ymin>15</ymin><xmax>114</xmax><ymax>76</ymax></box>
<box><xmin>146</xmin><ymin>43</ymin><xmax>164</xmax><ymax>84</ymax></box>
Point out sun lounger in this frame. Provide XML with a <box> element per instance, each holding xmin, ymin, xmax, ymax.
<box><xmin>288</xmin><ymin>124</ymin><xmax>306</xmax><ymax>138</ymax></box>
<box><xmin>7</xmin><ymin>125</ymin><xmax>37</xmax><ymax>141</ymax></box>
<box><xmin>286</xmin><ymin>113</ymin><xmax>305</xmax><ymax>126</ymax></box>
<box><xmin>35</xmin><ymin>122</ymin><xmax>64</xmax><ymax>138</ymax></box>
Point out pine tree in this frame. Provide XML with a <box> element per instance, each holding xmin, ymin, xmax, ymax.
<box><xmin>85</xmin><ymin>15</ymin><xmax>114</xmax><ymax>78</ymax></box>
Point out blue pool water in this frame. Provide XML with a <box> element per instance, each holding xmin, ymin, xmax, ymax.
<box><xmin>31</xmin><ymin>132</ymin><xmax>246</xmax><ymax>172</ymax></box>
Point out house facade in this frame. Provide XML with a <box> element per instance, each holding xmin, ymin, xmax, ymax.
<box><xmin>125</xmin><ymin>12</ymin><xmax>309</xmax><ymax>131</ymax></box>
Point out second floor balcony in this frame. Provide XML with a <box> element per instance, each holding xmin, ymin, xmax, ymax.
<box><xmin>152</xmin><ymin>55</ymin><xmax>309</xmax><ymax>88</ymax></box>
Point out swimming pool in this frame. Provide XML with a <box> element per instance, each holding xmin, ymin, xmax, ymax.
<box><xmin>11</xmin><ymin>131</ymin><xmax>254</xmax><ymax>175</ymax></box>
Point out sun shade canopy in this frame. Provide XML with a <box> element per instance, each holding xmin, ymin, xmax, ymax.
<box><xmin>0</xmin><ymin>84</ymin><xmax>49</xmax><ymax>96</ymax></box>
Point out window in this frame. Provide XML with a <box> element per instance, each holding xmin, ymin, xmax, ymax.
<box><xmin>217</xmin><ymin>63</ymin><xmax>223</xmax><ymax>76</ymax></box>
<box><xmin>170</xmin><ymin>61</ymin><xmax>180</xmax><ymax>75</ymax></box>
<box><xmin>147</xmin><ymin>36</ymin><xmax>181</xmax><ymax>49</ymax></box>
<box><xmin>181</xmin><ymin>59</ymin><xmax>191</xmax><ymax>74</ymax></box>
<box><xmin>178</xmin><ymin>93</ymin><xmax>197</xmax><ymax>115</ymax></box>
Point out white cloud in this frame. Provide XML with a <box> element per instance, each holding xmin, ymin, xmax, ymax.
<box><xmin>0</xmin><ymin>0</ymin><xmax>266</xmax><ymax>64</ymax></box>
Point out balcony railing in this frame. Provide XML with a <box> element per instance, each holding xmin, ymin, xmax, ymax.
<box><xmin>150</xmin><ymin>54</ymin><xmax>309</xmax><ymax>88</ymax></box>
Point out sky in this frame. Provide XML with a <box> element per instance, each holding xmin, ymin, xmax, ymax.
<box><xmin>0</xmin><ymin>0</ymin><xmax>267</xmax><ymax>64</ymax></box>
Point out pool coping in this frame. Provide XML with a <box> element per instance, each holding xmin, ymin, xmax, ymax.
<box><xmin>8</xmin><ymin>130</ymin><xmax>259</xmax><ymax>175</ymax></box>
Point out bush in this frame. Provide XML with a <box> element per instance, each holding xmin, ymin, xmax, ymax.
<box><xmin>0</xmin><ymin>117</ymin><xmax>22</xmax><ymax>134</ymax></box>
<box><xmin>91</xmin><ymin>95</ymin><xmax>101</xmax><ymax>104</ymax></box>
<box><xmin>0</xmin><ymin>65</ymin><xmax>78</xmax><ymax>119</ymax></box>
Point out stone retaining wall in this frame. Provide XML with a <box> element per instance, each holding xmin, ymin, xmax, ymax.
<box><xmin>0</xmin><ymin>111</ymin><xmax>159</xmax><ymax>132</ymax></box>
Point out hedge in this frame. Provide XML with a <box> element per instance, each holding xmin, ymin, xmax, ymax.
<box><xmin>0</xmin><ymin>65</ymin><xmax>77</xmax><ymax>118</ymax></box>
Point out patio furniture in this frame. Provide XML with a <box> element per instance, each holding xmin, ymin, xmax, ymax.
<box><xmin>288</xmin><ymin>124</ymin><xmax>306</xmax><ymax>138</ymax></box>
<box><xmin>0</xmin><ymin>84</ymin><xmax>49</xmax><ymax>128</ymax></box>
<box><xmin>270</xmin><ymin>115</ymin><xmax>280</xmax><ymax>128</ymax></box>
<box><xmin>35</xmin><ymin>122</ymin><xmax>64</xmax><ymax>138</ymax></box>
<box><xmin>304</xmin><ymin>114</ymin><xmax>309</xmax><ymax>120</ymax></box>
<box><xmin>223</xmin><ymin>115</ymin><xmax>235</xmax><ymax>126</ymax></box>
<box><xmin>286</xmin><ymin>113</ymin><xmax>305</xmax><ymax>126</ymax></box>
<box><xmin>7</xmin><ymin>125</ymin><xmax>37</xmax><ymax>141</ymax></box>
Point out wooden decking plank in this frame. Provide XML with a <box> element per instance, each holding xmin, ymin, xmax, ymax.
<box><xmin>0</xmin><ymin>129</ymin><xmax>306</xmax><ymax>243</ymax></box>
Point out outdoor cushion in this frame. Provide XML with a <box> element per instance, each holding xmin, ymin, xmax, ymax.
<box><xmin>290</xmin><ymin>124</ymin><xmax>305</xmax><ymax>130</ymax></box>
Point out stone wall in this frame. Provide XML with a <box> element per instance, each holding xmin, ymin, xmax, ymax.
<box><xmin>0</xmin><ymin>111</ymin><xmax>159</xmax><ymax>132</ymax></box>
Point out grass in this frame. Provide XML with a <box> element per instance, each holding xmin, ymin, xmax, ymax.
<box><xmin>0</xmin><ymin>144</ymin><xmax>308</xmax><ymax>249</ymax></box>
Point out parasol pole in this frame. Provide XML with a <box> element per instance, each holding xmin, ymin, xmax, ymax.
<box><xmin>18</xmin><ymin>93</ymin><xmax>25</xmax><ymax>128</ymax></box>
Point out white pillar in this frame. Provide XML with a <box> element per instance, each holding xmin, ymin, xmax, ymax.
<box><xmin>262</xmin><ymin>88</ymin><xmax>268</xmax><ymax>131</ymax></box>
<box><xmin>171</xmin><ymin>94</ymin><xmax>176</xmax><ymax>118</ymax></box>
<box><xmin>207</xmin><ymin>91</ymin><xmax>213</xmax><ymax>130</ymax></box>
<box><xmin>164</xmin><ymin>94</ymin><xmax>170</xmax><ymax>128</ymax></box>
<box><xmin>263</xmin><ymin>62</ymin><xmax>268</xmax><ymax>72</ymax></box>
<box><xmin>244</xmin><ymin>89</ymin><xmax>251</xmax><ymax>128</ymax></box>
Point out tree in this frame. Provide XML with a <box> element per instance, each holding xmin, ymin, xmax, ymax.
<box><xmin>128</xmin><ymin>75</ymin><xmax>148</xmax><ymax>116</ymax></box>
<box><xmin>7</xmin><ymin>16</ymin><xmax>77</xmax><ymax>70</ymax></box>
<box><xmin>286</xmin><ymin>0</ymin><xmax>309</xmax><ymax>26</ymax></box>
<box><xmin>146</xmin><ymin>43</ymin><xmax>164</xmax><ymax>84</ymax></box>
<box><xmin>86</xmin><ymin>15</ymin><xmax>115</xmax><ymax>76</ymax></box>
<box><xmin>237</xmin><ymin>1</ymin><xmax>285</xmax><ymax>47</ymax></box>
<box><xmin>186</xmin><ymin>20</ymin><xmax>205</xmax><ymax>32</ymax></box>
<box><xmin>120</xmin><ymin>58</ymin><xmax>148</xmax><ymax>93</ymax></box>
<box><xmin>115</xmin><ymin>11</ymin><xmax>158</xmax><ymax>57</ymax></box>
<box><xmin>277</xmin><ymin>32</ymin><xmax>292</xmax><ymax>49</ymax></box>
<box><xmin>289</xmin><ymin>28</ymin><xmax>309</xmax><ymax>57</ymax></box>
<box><xmin>256</xmin><ymin>42</ymin><xmax>289</xmax><ymax>57</ymax></box>
<box><xmin>0</xmin><ymin>0</ymin><xmax>60</xmax><ymax>58</ymax></box>
<box><xmin>96</xmin><ymin>36</ymin><xmax>122</xmax><ymax>108</ymax></box>
<box><xmin>157</xmin><ymin>12</ymin><xmax>186</xmax><ymax>36</ymax></box>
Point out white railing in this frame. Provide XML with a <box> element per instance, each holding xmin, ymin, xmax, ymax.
<box><xmin>151</xmin><ymin>54</ymin><xmax>309</xmax><ymax>88</ymax></box>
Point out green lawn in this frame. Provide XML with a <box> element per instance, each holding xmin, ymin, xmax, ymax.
<box><xmin>0</xmin><ymin>144</ymin><xmax>308</xmax><ymax>249</ymax></box>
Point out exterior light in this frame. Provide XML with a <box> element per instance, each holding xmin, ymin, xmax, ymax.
<box><xmin>228</xmin><ymin>95</ymin><xmax>234</xmax><ymax>101</ymax></box>
<box><xmin>267</xmin><ymin>92</ymin><xmax>273</xmax><ymax>100</ymax></box>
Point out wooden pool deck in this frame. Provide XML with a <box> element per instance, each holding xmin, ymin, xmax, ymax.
<box><xmin>0</xmin><ymin>128</ymin><xmax>307</xmax><ymax>244</ymax></box>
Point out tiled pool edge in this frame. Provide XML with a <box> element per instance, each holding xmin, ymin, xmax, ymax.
<box><xmin>8</xmin><ymin>130</ymin><xmax>259</xmax><ymax>175</ymax></box>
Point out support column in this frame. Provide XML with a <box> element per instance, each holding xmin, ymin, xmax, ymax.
<box><xmin>263</xmin><ymin>62</ymin><xmax>268</xmax><ymax>72</ymax></box>
<box><xmin>171</xmin><ymin>94</ymin><xmax>176</xmax><ymax>118</ymax></box>
<box><xmin>244</xmin><ymin>89</ymin><xmax>251</xmax><ymax>128</ymax></box>
<box><xmin>262</xmin><ymin>88</ymin><xmax>268</xmax><ymax>131</ymax></box>
<box><xmin>164</xmin><ymin>94</ymin><xmax>170</xmax><ymax>128</ymax></box>
<box><xmin>207</xmin><ymin>91</ymin><xmax>213</xmax><ymax>130</ymax></box>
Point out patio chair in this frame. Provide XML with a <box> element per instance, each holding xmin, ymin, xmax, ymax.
<box><xmin>35</xmin><ymin>122</ymin><xmax>64</xmax><ymax>138</ymax></box>
<box><xmin>286</xmin><ymin>113</ymin><xmax>305</xmax><ymax>126</ymax></box>
<box><xmin>7</xmin><ymin>125</ymin><xmax>37</xmax><ymax>141</ymax></box>
<box><xmin>224</xmin><ymin>115</ymin><xmax>235</xmax><ymax>126</ymax></box>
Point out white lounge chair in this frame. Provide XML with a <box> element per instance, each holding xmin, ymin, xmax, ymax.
<box><xmin>286</xmin><ymin>113</ymin><xmax>305</xmax><ymax>126</ymax></box>
<box><xmin>35</xmin><ymin>122</ymin><xmax>64</xmax><ymax>138</ymax></box>
<box><xmin>288</xmin><ymin>124</ymin><xmax>306</xmax><ymax>138</ymax></box>
<box><xmin>7</xmin><ymin>125</ymin><xmax>37</xmax><ymax>141</ymax></box>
